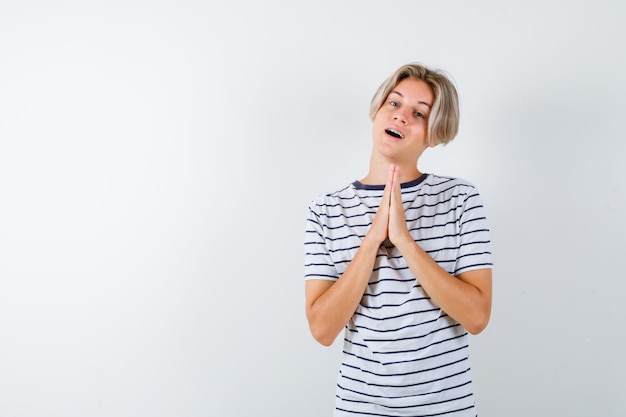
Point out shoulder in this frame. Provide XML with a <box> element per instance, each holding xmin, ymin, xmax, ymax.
<box><xmin>425</xmin><ymin>173</ymin><xmax>477</xmax><ymax>188</ymax></box>
<box><xmin>422</xmin><ymin>173</ymin><xmax>481</xmax><ymax>197</ymax></box>
<box><xmin>308</xmin><ymin>182</ymin><xmax>356</xmax><ymax>211</ymax></box>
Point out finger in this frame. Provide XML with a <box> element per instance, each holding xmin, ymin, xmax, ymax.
<box><xmin>390</xmin><ymin>166</ymin><xmax>402</xmax><ymax>207</ymax></box>
<box><xmin>390</xmin><ymin>167</ymin><xmax>407</xmax><ymax>229</ymax></box>
<box><xmin>392</xmin><ymin>165</ymin><xmax>400</xmax><ymax>192</ymax></box>
<box><xmin>381</xmin><ymin>164</ymin><xmax>395</xmax><ymax>208</ymax></box>
<box><xmin>368</xmin><ymin>175</ymin><xmax>391</xmax><ymax>244</ymax></box>
<box><xmin>388</xmin><ymin>166</ymin><xmax>409</xmax><ymax>245</ymax></box>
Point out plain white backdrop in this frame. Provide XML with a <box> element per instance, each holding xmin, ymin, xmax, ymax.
<box><xmin>1</xmin><ymin>1</ymin><xmax>625</xmax><ymax>416</ymax></box>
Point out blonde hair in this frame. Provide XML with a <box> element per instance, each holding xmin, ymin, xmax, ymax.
<box><xmin>369</xmin><ymin>63</ymin><xmax>460</xmax><ymax>146</ymax></box>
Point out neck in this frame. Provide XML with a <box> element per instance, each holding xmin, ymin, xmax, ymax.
<box><xmin>360</xmin><ymin>153</ymin><xmax>422</xmax><ymax>185</ymax></box>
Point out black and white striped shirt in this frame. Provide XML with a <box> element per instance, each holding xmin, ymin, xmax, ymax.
<box><xmin>304</xmin><ymin>173</ymin><xmax>493</xmax><ymax>416</ymax></box>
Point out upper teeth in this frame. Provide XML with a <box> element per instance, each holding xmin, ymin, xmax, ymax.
<box><xmin>387</xmin><ymin>129</ymin><xmax>403</xmax><ymax>139</ymax></box>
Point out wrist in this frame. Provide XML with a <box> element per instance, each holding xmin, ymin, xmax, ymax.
<box><xmin>362</xmin><ymin>232</ymin><xmax>384</xmax><ymax>251</ymax></box>
<box><xmin>392</xmin><ymin>233</ymin><xmax>415</xmax><ymax>253</ymax></box>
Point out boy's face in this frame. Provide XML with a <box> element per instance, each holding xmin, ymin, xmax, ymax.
<box><xmin>371</xmin><ymin>78</ymin><xmax>434</xmax><ymax>163</ymax></box>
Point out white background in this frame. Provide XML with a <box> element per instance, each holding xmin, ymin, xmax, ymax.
<box><xmin>1</xmin><ymin>1</ymin><xmax>625</xmax><ymax>416</ymax></box>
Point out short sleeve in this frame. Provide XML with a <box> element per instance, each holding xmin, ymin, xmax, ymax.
<box><xmin>304</xmin><ymin>203</ymin><xmax>339</xmax><ymax>281</ymax></box>
<box><xmin>454</xmin><ymin>187</ymin><xmax>493</xmax><ymax>275</ymax></box>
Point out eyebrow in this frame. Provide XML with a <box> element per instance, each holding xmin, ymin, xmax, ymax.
<box><xmin>390</xmin><ymin>90</ymin><xmax>432</xmax><ymax>109</ymax></box>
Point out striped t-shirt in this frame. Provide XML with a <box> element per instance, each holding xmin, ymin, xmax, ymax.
<box><xmin>304</xmin><ymin>173</ymin><xmax>493</xmax><ymax>417</ymax></box>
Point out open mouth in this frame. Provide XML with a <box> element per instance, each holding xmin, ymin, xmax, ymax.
<box><xmin>385</xmin><ymin>128</ymin><xmax>404</xmax><ymax>139</ymax></box>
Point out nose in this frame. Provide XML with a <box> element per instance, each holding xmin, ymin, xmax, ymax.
<box><xmin>393</xmin><ymin>108</ymin><xmax>408</xmax><ymax>124</ymax></box>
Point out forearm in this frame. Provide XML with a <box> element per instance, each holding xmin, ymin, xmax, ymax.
<box><xmin>306</xmin><ymin>236</ymin><xmax>380</xmax><ymax>346</ymax></box>
<box><xmin>395</xmin><ymin>238</ymin><xmax>492</xmax><ymax>334</ymax></box>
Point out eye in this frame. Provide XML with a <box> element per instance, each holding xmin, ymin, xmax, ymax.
<box><xmin>414</xmin><ymin>111</ymin><xmax>425</xmax><ymax>119</ymax></box>
<box><xmin>389</xmin><ymin>100</ymin><xmax>400</xmax><ymax>107</ymax></box>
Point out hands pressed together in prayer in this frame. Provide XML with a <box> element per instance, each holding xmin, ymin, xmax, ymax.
<box><xmin>365</xmin><ymin>164</ymin><xmax>492</xmax><ymax>334</ymax></box>
<box><xmin>369</xmin><ymin>164</ymin><xmax>414</xmax><ymax>250</ymax></box>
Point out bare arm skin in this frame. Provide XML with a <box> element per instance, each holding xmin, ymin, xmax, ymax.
<box><xmin>393</xmin><ymin>243</ymin><xmax>492</xmax><ymax>334</ymax></box>
<box><xmin>304</xmin><ymin>237</ymin><xmax>379</xmax><ymax>346</ymax></box>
